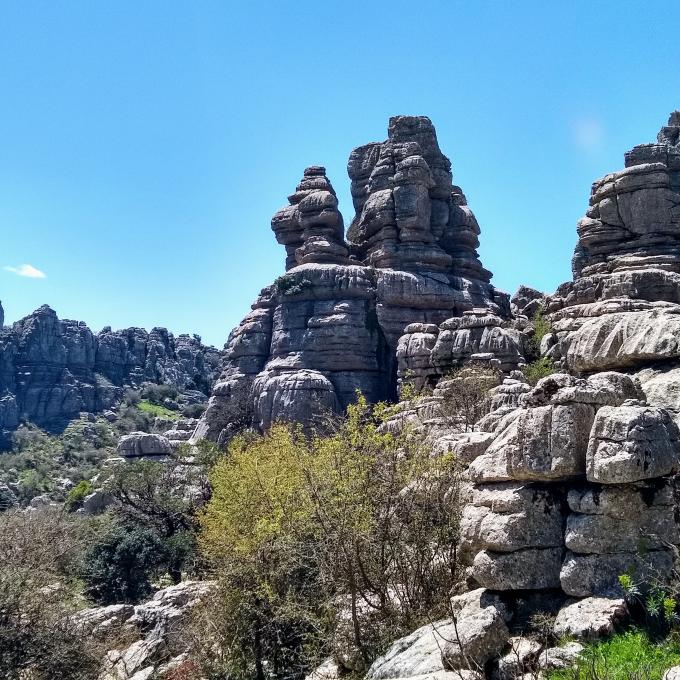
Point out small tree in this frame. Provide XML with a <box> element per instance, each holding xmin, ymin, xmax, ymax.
<box><xmin>81</xmin><ymin>520</ymin><xmax>167</xmax><ymax>604</ymax></box>
<box><xmin>437</xmin><ymin>365</ymin><xmax>501</xmax><ymax>431</ymax></box>
<box><xmin>102</xmin><ymin>453</ymin><xmax>207</xmax><ymax>583</ymax></box>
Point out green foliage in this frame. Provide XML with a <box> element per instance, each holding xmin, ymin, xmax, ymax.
<box><xmin>274</xmin><ymin>274</ymin><xmax>313</xmax><ymax>296</ymax></box>
<box><xmin>182</xmin><ymin>402</ymin><xmax>207</xmax><ymax>419</ymax></box>
<box><xmin>523</xmin><ymin>356</ymin><xmax>556</xmax><ymax>385</ymax></box>
<box><xmin>102</xmin><ymin>455</ymin><xmax>206</xmax><ymax>582</ymax></box>
<box><xmin>136</xmin><ymin>399</ymin><xmax>180</xmax><ymax>420</ymax></box>
<box><xmin>196</xmin><ymin>396</ymin><xmax>462</xmax><ymax>678</ymax></box>
<box><xmin>438</xmin><ymin>365</ymin><xmax>501</xmax><ymax>431</ymax></box>
<box><xmin>82</xmin><ymin>521</ymin><xmax>167</xmax><ymax>604</ymax></box>
<box><xmin>140</xmin><ymin>383</ymin><xmax>179</xmax><ymax>404</ymax></box>
<box><xmin>532</xmin><ymin>309</ymin><xmax>551</xmax><ymax>346</ymax></box>
<box><xmin>548</xmin><ymin>631</ymin><xmax>680</xmax><ymax>680</ymax></box>
<box><xmin>64</xmin><ymin>479</ymin><xmax>93</xmax><ymax>512</ymax></box>
<box><xmin>0</xmin><ymin>419</ymin><xmax>116</xmax><ymax>503</ymax></box>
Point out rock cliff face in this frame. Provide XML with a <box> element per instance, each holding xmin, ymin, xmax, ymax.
<box><xmin>0</xmin><ymin>305</ymin><xmax>221</xmax><ymax>448</ymax></box>
<box><xmin>195</xmin><ymin>116</ymin><xmax>517</xmax><ymax>445</ymax></box>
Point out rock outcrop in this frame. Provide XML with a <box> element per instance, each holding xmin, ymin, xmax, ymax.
<box><xmin>0</xmin><ymin>305</ymin><xmax>220</xmax><ymax>448</ymax></box>
<box><xmin>196</xmin><ymin>116</ymin><xmax>515</xmax><ymax>444</ymax></box>
<box><xmin>544</xmin><ymin>111</ymin><xmax>680</xmax><ymax>382</ymax></box>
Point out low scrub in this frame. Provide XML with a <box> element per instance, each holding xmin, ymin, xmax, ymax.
<box><xmin>195</xmin><ymin>396</ymin><xmax>463</xmax><ymax>679</ymax></box>
<box><xmin>548</xmin><ymin>631</ymin><xmax>680</xmax><ymax>680</ymax></box>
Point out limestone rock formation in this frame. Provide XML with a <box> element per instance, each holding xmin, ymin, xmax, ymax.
<box><xmin>0</xmin><ymin>305</ymin><xmax>220</xmax><ymax>448</ymax></box>
<box><xmin>462</xmin><ymin>372</ymin><xmax>680</xmax><ymax>598</ymax></box>
<box><xmin>544</xmin><ymin>111</ymin><xmax>680</xmax><ymax>381</ymax></box>
<box><xmin>196</xmin><ymin>116</ymin><xmax>513</xmax><ymax>444</ymax></box>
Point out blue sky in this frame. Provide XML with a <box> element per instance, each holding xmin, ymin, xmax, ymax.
<box><xmin>2</xmin><ymin>1</ymin><xmax>680</xmax><ymax>347</ymax></box>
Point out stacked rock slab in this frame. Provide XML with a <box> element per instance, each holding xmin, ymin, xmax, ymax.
<box><xmin>196</xmin><ymin>116</ymin><xmax>511</xmax><ymax>444</ymax></box>
<box><xmin>461</xmin><ymin>371</ymin><xmax>680</xmax><ymax>600</ymax></box>
<box><xmin>396</xmin><ymin>309</ymin><xmax>526</xmax><ymax>391</ymax></box>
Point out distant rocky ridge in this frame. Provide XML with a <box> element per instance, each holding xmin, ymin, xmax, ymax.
<box><xmin>195</xmin><ymin>116</ymin><xmax>522</xmax><ymax>445</ymax></box>
<box><xmin>0</xmin><ymin>302</ymin><xmax>221</xmax><ymax>448</ymax></box>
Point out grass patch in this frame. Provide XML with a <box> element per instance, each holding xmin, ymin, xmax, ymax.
<box><xmin>523</xmin><ymin>356</ymin><xmax>555</xmax><ymax>385</ymax></box>
<box><xmin>136</xmin><ymin>400</ymin><xmax>179</xmax><ymax>420</ymax></box>
<box><xmin>548</xmin><ymin>631</ymin><xmax>680</xmax><ymax>680</ymax></box>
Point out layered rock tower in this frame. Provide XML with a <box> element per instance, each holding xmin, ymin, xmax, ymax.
<box><xmin>195</xmin><ymin>116</ymin><xmax>516</xmax><ymax>444</ymax></box>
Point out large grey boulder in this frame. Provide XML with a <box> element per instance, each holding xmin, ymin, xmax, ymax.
<box><xmin>553</xmin><ymin>597</ymin><xmax>628</xmax><ymax>641</ymax></box>
<box><xmin>586</xmin><ymin>404</ymin><xmax>680</xmax><ymax>484</ymax></box>
<box><xmin>565</xmin><ymin>481</ymin><xmax>680</xmax><ymax>553</ymax></box>
<box><xmin>366</xmin><ymin>620</ymin><xmax>465</xmax><ymax>679</ymax></box>
<box><xmin>473</xmin><ymin>547</ymin><xmax>563</xmax><ymax>591</ymax></box>
<box><xmin>117</xmin><ymin>432</ymin><xmax>173</xmax><ymax>459</ymax></box>
<box><xmin>560</xmin><ymin>550</ymin><xmax>674</xmax><ymax>597</ymax></box>
<box><xmin>460</xmin><ymin>483</ymin><xmax>564</xmax><ymax>556</ymax></box>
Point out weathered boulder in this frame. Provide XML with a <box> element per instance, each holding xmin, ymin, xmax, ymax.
<box><xmin>565</xmin><ymin>481</ymin><xmax>680</xmax><ymax>553</ymax></box>
<box><xmin>553</xmin><ymin>597</ymin><xmax>628</xmax><ymax>641</ymax></box>
<box><xmin>117</xmin><ymin>432</ymin><xmax>173</xmax><ymax>459</ymax></box>
<box><xmin>366</xmin><ymin>620</ymin><xmax>463</xmax><ymax>679</ymax></box>
<box><xmin>441</xmin><ymin>589</ymin><xmax>510</xmax><ymax>671</ymax></box>
<box><xmin>560</xmin><ymin>549</ymin><xmax>674</xmax><ymax>597</ymax></box>
<box><xmin>460</xmin><ymin>483</ymin><xmax>565</xmax><ymax>556</ymax></box>
<box><xmin>472</xmin><ymin>547</ymin><xmax>564</xmax><ymax>591</ymax></box>
<box><xmin>586</xmin><ymin>404</ymin><xmax>680</xmax><ymax>484</ymax></box>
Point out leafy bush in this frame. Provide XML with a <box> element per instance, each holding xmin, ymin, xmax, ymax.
<box><xmin>274</xmin><ymin>274</ymin><xmax>313</xmax><ymax>296</ymax></box>
<box><xmin>532</xmin><ymin>309</ymin><xmax>551</xmax><ymax>346</ymax></box>
<box><xmin>140</xmin><ymin>383</ymin><xmax>179</xmax><ymax>404</ymax></box>
<box><xmin>102</xmin><ymin>456</ymin><xmax>206</xmax><ymax>582</ymax></box>
<box><xmin>196</xmin><ymin>396</ymin><xmax>462</xmax><ymax>678</ymax></box>
<box><xmin>82</xmin><ymin>521</ymin><xmax>167</xmax><ymax>604</ymax></box>
<box><xmin>182</xmin><ymin>402</ymin><xmax>207</xmax><ymax>419</ymax></box>
<box><xmin>523</xmin><ymin>356</ymin><xmax>555</xmax><ymax>385</ymax></box>
<box><xmin>64</xmin><ymin>479</ymin><xmax>93</xmax><ymax>512</ymax></box>
<box><xmin>548</xmin><ymin>631</ymin><xmax>680</xmax><ymax>680</ymax></box>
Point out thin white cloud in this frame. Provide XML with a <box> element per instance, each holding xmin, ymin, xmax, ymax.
<box><xmin>4</xmin><ymin>264</ymin><xmax>47</xmax><ymax>279</ymax></box>
<box><xmin>571</xmin><ymin>116</ymin><xmax>604</xmax><ymax>151</ymax></box>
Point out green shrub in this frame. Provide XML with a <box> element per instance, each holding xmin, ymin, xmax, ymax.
<box><xmin>523</xmin><ymin>356</ymin><xmax>555</xmax><ymax>385</ymax></box>
<box><xmin>82</xmin><ymin>522</ymin><xmax>167</xmax><ymax>604</ymax></box>
<box><xmin>274</xmin><ymin>274</ymin><xmax>313</xmax><ymax>296</ymax></box>
<box><xmin>182</xmin><ymin>402</ymin><xmax>206</xmax><ymax>419</ymax></box>
<box><xmin>196</xmin><ymin>397</ymin><xmax>462</xmax><ymax>678</ymax></box>
<box><xmin>64</xmin><ymin>479</ymin><xmax>93</xmax><ymax>512</ymax></box>
<box><xmin>532</xmin><ymin>309</ymin><xmax>551</xmax><ymax>345</ymax></box>
<box><xmin>0</xmin><ymin>508</ymin><xmax>110</xmax><ymax>679</ymax></box>
<box><xmin>140</xmin><ymin>383</ymin><xmax>179</xmax><ymax>404</ymax></box>
<box><xmin>548</xmin><ymin>630</ymin><xmax>680</xmax><ymax>679</ymax></box>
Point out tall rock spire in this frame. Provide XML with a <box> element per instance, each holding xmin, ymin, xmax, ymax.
<box><xmin>271</xmin><ymin>166</ymin><xmax>350</xmax><ymax>269</ymax></box>
<box><xmin>347</xmin><ymin>115</ymin><xmax>491</xmax><ymax>281</ymax></box>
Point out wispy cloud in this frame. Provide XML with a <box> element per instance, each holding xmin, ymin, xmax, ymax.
<box><xmin>4</xmin><ymin>264</ymin><xmax>47</xmax><ymax>279</ymax></box>
<box><xmin>571</xmin><ymin>116</ymin><xmax>604</xmax><ymax>152</ymax></box>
